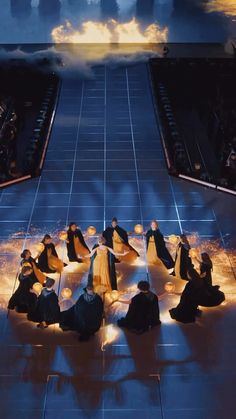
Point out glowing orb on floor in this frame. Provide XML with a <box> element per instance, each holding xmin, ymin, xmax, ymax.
<box><xmin>59</xmin><ymin>231</ymin><xmax>68</xmax><ymax>241</ymax></box>
<box><xmin>35</xmin><ymin>243</ymin><xmax>44</xmax><ymax>253</ymax></box>
<box><xmin>134</xmin><ymin>224</ymin><xmax>143</xmax><ymax>234</ymax></box>
<box><xmin>87</xmin><ymin>226</ymin><xmax>97</xmax><ymax>236</ymax></box>
<box><xmin>32</xmin><ymin>282</ymin><xmax>43</xmax><ymax>294</ymax></box>
<box><xmin>164</xmin><ymin>281</ymin><xmax>176</xmax><ymax>293</ymax></box>
<box><xmin>168</xmin><ymin>234</ymin><xmax>179</xmax><ymax>245</ymax></box>
<box><xmin>61</xmin><ymin>287</ymin><xmax>72</xmax><ymax>299</ymax></box>
<box><xmin>22</xmin><ymin>262</ymin><xmax>32</xmax><ymax>268</ymax></box>
<box><xmin>189</xmin><ymin>248</ymin><xmax>198</xmax><ymax>258</ymax></box>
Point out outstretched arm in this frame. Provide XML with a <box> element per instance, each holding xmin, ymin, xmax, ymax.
<box><xmin>114</xmin><ymin>299</ymin><xmax>131</xmax><ymax>305</ymax></box>
<box><xmin>107</xmin><ymin>246</ymin><xmax>129</xmax><ymax>257</ymax></box>
<box><xmin>84</xmin><ymin>248</ymin><xmax>97</xmax><ymax>258</ymax></box>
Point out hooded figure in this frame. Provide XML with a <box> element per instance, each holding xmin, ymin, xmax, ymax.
<box><xmin>66</xmin><ymin>222</ymin><xmax>90</xmax><ymax>263</ymax></box>
<box><xmin>117</xmin><ymin>281</ymin><xmax>161</xmax><ymax>334</ymax></box>
<box><xmin>20</xmin><ymin>249</ymin><xmax>46</xmax><ymax>284</ymax></box>
<box><xmin>103</xmin><ymin>217</ymin><xmax>139</xmax><ymax>263</ymax></box>
<box><xmin>60</xmin><ymin>286</ymin><xmax>104</xmax><ymax>341</ymax></box>
<box><xmin>146</xmin><ymin>220</ymin><xmax>174</xmax><ymax>269</ymax></box>
<box><xmin>28</xmin><ymin>277</ymin><xmax>60</xmax><ymax>328</ymax></box>
<box><xmin>8</xmin><ymin>266</ymin><xmax>38</xmax><ymax>313</ymax></box>
<box><xmin>37</xmin><ymin>234</ymin><xmax>65</xmax><ymax>274</ymax></box>
<box><xmin>169</xmin><ymin>267</ymin><xmax>225</xmax><ymax>323</ymax></box>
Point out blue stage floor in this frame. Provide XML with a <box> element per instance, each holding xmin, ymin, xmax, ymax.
<box><xmin>0</xmin><ymin>63</ymin><xmax>236</xmax><ymax>418</ymax></box>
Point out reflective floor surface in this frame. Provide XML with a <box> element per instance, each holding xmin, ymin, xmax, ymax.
<box><xmin>0</xmin><ymin>63</ymin><xmax>236</xmax><ymax>418</ymax></box>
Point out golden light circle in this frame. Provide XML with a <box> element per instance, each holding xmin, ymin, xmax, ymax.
<box><xmin>87</xmin><ymin>226</ymin><xmax>97</xmax><ymax>236</ymax></box>
<box><xmin>32</xmin><ymin>282</ymin><xmax>43</xmax><ymax>295</ymax></box>
<box><xmin>35</xmin><ymin>242</ymin><xmax>45</xmax><ymax>253</ymax></box>
<box><xmin>59</xmin><ymin>231</ymin><xmax>68</xmax><ymax>241</ymax></box>
<box><xmin>61</xmin><ymin>287</ymin><xmax>72</xmax><ymax>299</ymax></box>
<box><xmin>164</xmin><ymin>281</ymin><xmax>176</xmax><ymax>293</ymax></box>
<box><xmin>134</xmin><ymin>224</ymin><xmax>143</xmax><ymax>234</ymax></box>
<box><xmin>168</xmin><ymin>234</ymin><xmax>179</xmax><ymax>245</ymax></box>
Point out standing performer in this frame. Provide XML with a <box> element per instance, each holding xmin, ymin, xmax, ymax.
<box><xmin>172</xmin><ymin>235</ymin><xmax>193</xmax><ymax>280</ymax></box>
<box><xmin>103</xmin><ymin>217</ymin><xmax>139</xmax><ymax>263</ymax></box>
<box><xmin>86</xmin><ymin>236</ymin><xmax>128</xmax><ymax>292</ymax></box>
<box><xmin>66</xmin><ymin>222</ymin><xmax>90</xmax><ymax>263</ymax></box>
<box><xmin>37</xmin><ymin>234</ymin><xmax>65</xmax><ymax>274</ymax></box>
<box><xmin>146</xmin><ymin>220</ymin><xmax>174</xmax><ymax>270</ymax></box>
<box><xmin>21</xmin><ymin>249</ymin><xmax>46</xmax><ymax>284</ymax></box>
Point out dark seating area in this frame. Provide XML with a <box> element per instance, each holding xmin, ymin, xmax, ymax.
<box><xmin>0</xmin><ymin>62</ymin><xmax>59</xmax><ymax>188</ymax></box>
<box><xmin>150</xmin><ymin>57</ymin><xmax>236</xmax><ymax>194</ymax></box>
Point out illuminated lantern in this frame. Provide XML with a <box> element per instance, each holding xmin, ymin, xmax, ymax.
<box><xmin>168</xmin><ymin>234</ymin><xmax>179</xmax><ymax>245</ymax></box>
<box><xmin>111</xmin><ymin>290</ymin><xmax>119</xmax><ymax>301</ymax></box>
<box><xmin>35</xmin><ymin>242</ymin><xmax>45</xmax><ymax>253</ymax></box>
<box><xmin>87</xmin><ymin>226</ymin><xmax>96</xmax><ymax>236</ymax></box>
<box><xmin>134</xmin><ymin>224</ymin><xmax>143</xmax><ymax>234</ymax></box>
<box><xmin>32</xmin><ymin>282</ymin><xmax>43</xmax><ymax>295</ymax></box>
<box><xmin>22</xmin><ymin>262</ymin><xmax>32</xmax><ymax>268</ymax></box>
<box><xmin>164</xmin><ymin>281</ymin><xmax>175</xmax><ymax>293</ymax></box>
<box><xmin>59</xmin><ymin>231</ymin><xmax>68</xmax><ymax>241</ymax></box>
<box><xmin>61</xmin><ymin>287</ymin><xmax>72</xmax><ymax>299</ymax></box>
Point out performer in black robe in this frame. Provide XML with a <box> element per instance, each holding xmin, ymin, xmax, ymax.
<box><xmin>29</xmin><ymin>278</ymin><xmax>60</xmax><ymax>328</ymax></box>
<box><xmin>37</xmin><ymin>234</ymin><xmax>65</xmax><ymax>274</ymax></box>
<box><xmin>20</xmin><ymin>249</ymin><xmax>46</xmax><ymax>284</ymax></box>
<box><xmin>199</xmin><ymin>252</ymin><xmax>213</xmax><ymax>286</ymax></box>
<box><xmin>172</xmin><ymin>235</ymin><xmax>193</xmax><ymax>280</ymax></box>
<box><xmin>169</xmin><ymin>268</ymin><xmax>225</xmax><ymax>323</ymax></box>
<box><xmin>146</xmin><ymin>220</ymin><xmax>174</xmax><ymax>270</ymax></box>
<box><xmin>86</xmin><ymin>236</ymin><xmax>128</xmax><ymax>292</ymax></box>
<box><xmin>103</xmin><ymin>217</ymin><xmax>139</xmax><ymax>263</ymax></box>
<box><xmin>8</xmin><ymin>266</ymin><xmax>38</xmax><ymax>313</ymax></box>
<box><xmin>60</xmin><ymin>286</ymin><xmax>104</xmax><ymax>341</ymax></box>
<box><xmin>117</xmin><ymin>281</ymin><xmax>161</xmax><ymax>333</ymax></box>
<box><xmin>66</xmin><ymin>222</ymin><xmax>90</xmax><ymax>263</ymax></box>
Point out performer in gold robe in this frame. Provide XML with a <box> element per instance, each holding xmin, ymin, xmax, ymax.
<box><xmin>37</xmin><ymin>234</ymin><xmax>65</xmax><ymax>274</ymax></box>
<box><xmin>103</xmin><ymin>217</ymin><xmax>139</xmax><ymax>263</ymax></box>
<box><xmin>86</xmin><ymin>236</ymin><xmax>128</xmax><ymax>292</ymax></box>
<box><xmin>66</xmin><ymin>222</ymin><xmax>90</xmax><ymax>263</ymax></box>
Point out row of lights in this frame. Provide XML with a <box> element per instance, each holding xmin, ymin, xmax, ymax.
<box><xmin>33</xmin><ymin>282</ymin><xmax>176</xmax><ymax>298</ymax></box>
<box><xmin>59</xmin><ymin>224</ymin><xmax>144</xmax><ymax>240</ymax></box>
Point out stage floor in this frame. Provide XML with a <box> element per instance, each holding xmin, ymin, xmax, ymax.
<box><xmin>0</xmin><ymin>63</ymin><xmax>236</xmax><ymax>419</ymax></box>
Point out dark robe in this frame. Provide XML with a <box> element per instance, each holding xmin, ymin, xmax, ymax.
<box><xmin>28</xmin><ymin>288</ymin><xmax>60</xmax><ymax>324</ymax></box>
<box><xmin>66</xmin><ymin>228</ymin><xmax>90</xmax><ymax>262</ymax></box>
<box><xmin>8</xmin><ymin>273</ymin><xmax>38</xmax><ymax>313</ymax></box>
<box><xmin>200</xmin><ymin>262</ymin><xmax>212</xmax><ymax>286</ymax></box>
<box><xmin>169</xmin><ymin>280</ymin><xmax>200</xmax><ymax>323</ymax></box>
<box><xmin>118</xmin><ymin>291</ymin><xmax>161</xmax><ymax>333</ymax></box>
<box><xmin>170</xmin><ymin>276</ymin><xmax>225</xmax><ymax>323</ymax></box>
<box><xmin>103</xmin><ymin>225</ymin><xmax>139</xmax><ymax>259</ymax></box>
<box><xmin>197</xmin><ymin>281</ymin><xmax>225</xmax><ymax>307</ymax></box>
<box><xmin>38</xmin><ymin>243</ymin><xmax>58</xmax><ymax>273</ymax></box>
<box><xmin>173</xmin><ymin>242</ymin><xmax>193</xmax><ymax>280</ymax></box>
<box><xmin>87</xmin><ymin>244</ymin><xmax>117</xmax><ymax>290</ymax></box>
<box><xmin>146</xmin><ymin>229</ymin><xmax>174</xmax><ymax>269</ymax></box>
<box><xmin>60</xmin><ymin>292</ymin><xmax>103</xmax><ymax>338</ymax></box>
